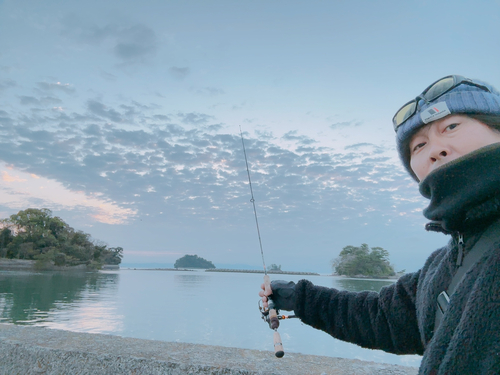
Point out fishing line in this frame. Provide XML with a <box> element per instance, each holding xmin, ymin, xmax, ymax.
<box><xmin>239</xmin><ymin>126</ymin><xmax>267</xmax><ymax>275</ymax></box>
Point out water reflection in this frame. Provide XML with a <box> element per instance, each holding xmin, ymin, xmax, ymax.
<box><xmin>0</xmin><ymin>271</ymin><xmax>119</xmax><ymax>328</ymax></box>
<box><xmin>174</xmin><ymin>273</ymin><xmax>210</xmax><ymax>287</ymax></box>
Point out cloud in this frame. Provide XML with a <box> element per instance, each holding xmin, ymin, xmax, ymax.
<box><xmin>60</xmin><ymin>16</ymin><xmax>158</xmax><ymax>64</ymax></box>
<box><xmin>2</xmin><ymin>171</ymin><xmax>26</xmax><ymax>182</ymax></box>
<box><xmin>153</xmin><ymin>114</ymin><xmax>170</xmax><ymax>122</ymax></box>
<box><xmin>0</xmin><ymin>79</ymin><xmax>16</xmax><ymax>92</ymax></box>
<box><xmin>0</xmin><ymin>96</ymin><xmax>426</xmax><ymax>236</ymax></box>
<box><xmin>36</xmin><ymin>82</ymin><xmax>76</xmax><ymax>95</ymax></box>
<box><xmin>190</xmin><ymin>86</ymin><xmax>225</xmax><ymax>96</ymax></box>
<box><xmin>0</xmin><ymin>164</ymin><xmax>136</xmax><ymax>225</ymax></box>
<box><xmin>282</xmin><ymin>131</ymin><xmax>317</xmax><ymax>145</ymax></box>
<box><xmin>113</xmin><ymin>25</ymin><xmax>157</xmax><ymax>62</ymax></box>
<box><xmin>205</xmin><ymin>123</ymin><xmax>224</xmax><ymax>132</ymax></box>
<box><xmin>178</xmin><ymin>112</ymin><xmax>214</xmax><ymax>125</ymax></box>
<box><xmin>0</xmin><ymin>110</ymin><xmax>13</xmax><ymax>126</ymax></box>
<box><xmin>344</xmin><ymin>143</ymin><xmax>385</xmax><ymax>155</ymax></box>
<box><xmin>345</xmin><ymin>142</ymin><xmax>374</xmax><ymax>149</ymax></box>
<box><xmin>87</xmin><ymin>100</ymin><xmax>124</xmax><ymax>122</ymax></box>
<box><xmin>330</xmin><ymin>120</ymin><xmax>362</xmax><ymax>130</ymax></box>
<box><xmin>169</xmin><ymin>67</ymin><xmax>190</xmax><ymax>80</ymax></box>
<box><xmin>19</xmin><ymin>95</ymin><xmax>62</xmax><ymax>106</ymax></box>
<box><xmin>254</xmin><ymin>130</ymin><xmax>275</xmax><ymax>140</ymax></box>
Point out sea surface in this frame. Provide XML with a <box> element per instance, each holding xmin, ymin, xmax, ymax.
<box><xmin>0</xmin><ymin>269</ymin><xmax>421</xmax><ymax>368</ymax></box>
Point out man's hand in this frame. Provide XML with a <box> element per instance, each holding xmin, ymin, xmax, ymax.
<box><xmin>259</xmin><ymin>280</ymin><xmax>297</xmax><ymax>311</ymax></box>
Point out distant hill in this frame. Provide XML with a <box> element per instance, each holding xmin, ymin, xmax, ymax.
<box><xmin>215</xmin><ymin>263</ymin><xmax>262</xmax><ymax>270</ymax></box>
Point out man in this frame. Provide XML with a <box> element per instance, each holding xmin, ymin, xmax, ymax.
<box><xmin>260</xmin><ymin>75</ymin><xmax>500</xmax><ymax>374</ymax></box>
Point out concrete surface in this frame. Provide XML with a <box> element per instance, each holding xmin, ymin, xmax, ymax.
<box><xmin>0</xmin><ymin>324</ymin><xmax>418</xmax><ymax>375</ymax></box>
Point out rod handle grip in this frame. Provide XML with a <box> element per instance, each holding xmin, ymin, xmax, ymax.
<box><xmin>273</xmin><ymin>330</ymin><xmax>284</xmax><ymax>358</ymax></box>
<box><xmin>263</xmin><ymin>274</ymin><xmax>272</xmax><ymax>296</ymax></box>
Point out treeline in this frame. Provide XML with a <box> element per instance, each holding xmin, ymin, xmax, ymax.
<box><xmin>0</xmin><ymin>208</ymin><xmax>123</xmax><ymax>269</ymax></box>
<box><xmin>332</xmin><ymin>243</ymin><xmax>396</xmax><ymax>277</ymax></box>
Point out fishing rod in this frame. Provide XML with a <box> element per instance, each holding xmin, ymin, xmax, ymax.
<box><xmin>239</xmin><ymin>126</ymin><xmax>292</xmax><ymax>358</ymax></box>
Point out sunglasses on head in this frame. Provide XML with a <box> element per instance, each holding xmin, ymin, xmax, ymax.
<box><xmin>392</xmin><ymin>75</ymin><xmax>491</xmax><ymax>131</ymax></box>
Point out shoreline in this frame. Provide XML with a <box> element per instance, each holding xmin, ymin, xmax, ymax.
<box><xmin>205</xmin><ymin>268</ymin><xmax>320</xmax><ymax>275</ymax></box>
<box><xmin>0</xmin><ymin>258</ymin><xmax>119</xmax><ymax>271</ymax></box>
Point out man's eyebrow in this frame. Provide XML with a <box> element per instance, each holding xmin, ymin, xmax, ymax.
<box><xmin>411</xmin><ymin>130</ymin><xmax>426</xmax><ymax>140</ymax></box>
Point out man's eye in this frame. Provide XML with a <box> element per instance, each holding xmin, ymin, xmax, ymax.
<box><xmin>413</xmin><ymin>142</ymin><xmax>426</xmax><ymax>152</ymax></box>
<box><xmin>446</xmin><ymin>123</ymin><xmax>458</xmax><ymax>131</ymax></box>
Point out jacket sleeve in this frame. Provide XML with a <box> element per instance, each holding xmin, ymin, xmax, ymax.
<box><xmin>293</xmin><ymin>271</ymin><xmax>424</xmax><ymax>355</ymax></box>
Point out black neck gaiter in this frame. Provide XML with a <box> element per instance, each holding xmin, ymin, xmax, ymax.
<box><xmin>419</xmin><ymin>143</ymin><xmax>500</xmax><ymax>233</ymax></box>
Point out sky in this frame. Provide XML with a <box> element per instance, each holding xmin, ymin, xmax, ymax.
<box><xmin>1</xmin><ymin>0</ymin><xmax>500</xmax><ymax>273</ymax></box>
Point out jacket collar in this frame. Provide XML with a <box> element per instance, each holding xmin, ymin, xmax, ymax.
<box><xmin>419</xmin><ymin>143</ymin><xmax>500</xmax><ymax>234</ymax></box>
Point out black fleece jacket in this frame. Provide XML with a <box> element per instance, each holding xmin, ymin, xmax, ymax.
<box><xmin>292</xmin><ymin>145</ymin><xmax>500</xmax><ymax>375</ymax></box>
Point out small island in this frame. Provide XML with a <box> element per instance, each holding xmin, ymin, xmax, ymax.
<box><xmin>0</xmin><ymin>208</ymin><xmax>123</xmax><ymax>271</ymax></box>
<box><xmin>332</xmin><ymin>243</ymin><xmax>403</xmax><ymax>279</ymax></box>
<box><xmin>174</xmin><ymin>254</ymin><xmax>216</xmax><ymax>269</ymax></box>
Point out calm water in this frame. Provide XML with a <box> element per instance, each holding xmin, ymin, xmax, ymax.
<box><xmin>0</xmin><ymin>269</ymin><xmax>420</xmax><ymax>368</ymax></box>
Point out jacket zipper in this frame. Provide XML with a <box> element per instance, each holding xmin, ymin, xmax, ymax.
<box><xmin>456</xmin><ymin>233</ymin><xmax>465</xmax><ymax>266</ymax></box>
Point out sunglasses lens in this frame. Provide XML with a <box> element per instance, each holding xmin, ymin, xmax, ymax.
<box><xmin>424</xmin><ymin>76</ymin><xmax>456</xmax><ymax>101</ymax></box>
<box><xmin>394</xmin><ymin>101</ymin><xmax>417</xmax><ymax>129</ymax></box>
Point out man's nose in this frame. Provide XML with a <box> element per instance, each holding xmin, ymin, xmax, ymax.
<box><xmin>428</xmin><ymin>141</ymin><xmax>450</xmax><ymax>163</ymax></box>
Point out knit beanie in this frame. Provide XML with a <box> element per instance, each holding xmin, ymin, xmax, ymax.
<box><xmin>395</xmin><ymin>76</ymin><xmax>500</xmax><ymax>181</ymax></box>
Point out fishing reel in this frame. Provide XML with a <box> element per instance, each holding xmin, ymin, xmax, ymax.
<box><xmin>258</xmin><ymin>299</ymin><xmax>296</xmax><ymax>329</ymax></box>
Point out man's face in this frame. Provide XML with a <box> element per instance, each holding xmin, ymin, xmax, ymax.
<box><xmin>409</xmin><ymin>114</ymin><xmax>500</xmax><ymax>181</ymax></box>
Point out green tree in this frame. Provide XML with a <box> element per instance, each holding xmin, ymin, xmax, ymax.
<box><xmin>174</xmin><ymin>254</ymin><xmax>216</xmax><ymax>269</ymax></box>
<box><xmin>332</xmin><ymin>243</ymin><xmax>395</xmax><ymax>277</ymax></box>
<box><xmin>269</xmin><ymin>264</ymin><xmax>282</xmax><ymax>271</ymax></box>
<box><xmin>1</xmin><ymin>208</ymin><xmax>123</xmax><ymax>269</ymax></box>
<box><xmin>100</xmin><ymin>247</ymin><xmax>124</xmax><ymax>265</ymax></box>
<box><xmin>0</xmin><ymin>227</ymin><xmax>14</xmax><ymax>257</ymax></box>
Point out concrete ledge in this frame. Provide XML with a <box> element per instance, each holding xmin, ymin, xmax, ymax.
<box><xmin>0</xmin><ymin>324</ymin><xmax>418</xmax><ymax>375</ymax></box>
<box><xmin>0</xmin><ymin>324</ymin><xmax>417</xmax><ymax>375</ymax></box>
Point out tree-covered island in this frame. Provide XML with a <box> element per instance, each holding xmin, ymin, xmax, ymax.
<box><xmin>268</xmin><ymin>264</ymin><xmax>281</xmax><ymax>271</ymax></box>
<box><xmin>0</xmin><ymin>208</ymin><xmax>123</xmax><ymax>270</ymax></box>
<box><xmin>332</xmin><ymin>243</ymin><xmax>398</xmax><ymax>278</ymax></box>
<box><xmin>174</xmin><ymin>254</ymin><xmax>215</xmax><ymax>269</ymax></box>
